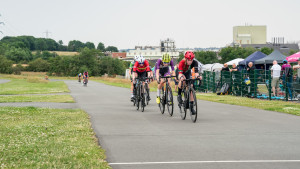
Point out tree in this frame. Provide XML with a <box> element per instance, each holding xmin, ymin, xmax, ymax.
<box><xmin>35</xmin><ymin>38</ymin><xmax>47</xmax><ymax>51</ymax></box>
<box><xmin>0</xmin><ymin>55</ymin><xmax>13</xmax><ymax>74</ymax></box>
<box><xmin>97</xmin><ymin>42</ymin><xmax>105</xmax><ymax>51</ymax></box>
<box><xmin>105</xmin><ymin>46</ymin><xmax>118</xmax><ymax>52</ymax></box>
<box><xmin>98</xmin><ymin>56</ymin><xmax>125</xmax><ymax>75</ymax></box>
<box><xmin>260</xmin><ymin>47</ymin><xmax>273</xmax><ymax>55</ymax></box>
<box><xmin>219</xmin><ymin>46</ymin><xmax>257</xmax><ymax>63</ymax></box>
<box><xmin>27</xmin><ymin>58</ymin><xmax>50</xmax><ymax>72</ymax></box>
<box><xmin>5</xmin><ymin>47</ymin><xmax>32</xmax><ymax>63</ymax></box>
<box><xmin>85</xmin><ymin>42</ymin><xmax>95</xmax><ymax>49</ymax></box>
<box><xmin>68</xmin><ymin>40</ymin><xmax>85</xmax><ymax>51</ymax></box>
<box><xmin>289</xmin><ymin>49</ymin><xmax>298</xmax><ymax>55</ymax></box>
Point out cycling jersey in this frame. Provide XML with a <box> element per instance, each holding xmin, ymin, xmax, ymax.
<box><xmin>133</xmin><ymin>60</ymin><xmax>150</xmax><ymax>72</ymax></box>
<box><xmin>178</xmin><ymin>59</ymin><xmax>198</xmax><ymax>74</ymax></box>
<box><xmin>155</xmin><ymin>59</ymin><xmax>175</xmax><ymax>72</ymax></box>
<box><xmin>129</xmin><ymin>61</ymin><xmax>135</xmax><ymax>73</ymax></box>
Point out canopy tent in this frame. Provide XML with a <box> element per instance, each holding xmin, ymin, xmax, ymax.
<box><xmin>238</xmin><ymin>51</ymin><xmax>267</xmax><ymax>65</ymax></box>
<box><xmin>225</xmin><ymin>58</ymin><xmax>244</xmax><ymax>66</ymax></box>
<box><xmin>254</xmin><ymin>50</ymin><xmax>286</xmax><ymax>64</ymax></box>
<box><xmin>202</xmin><ymin>63</ymin><xmax>223</xmax><ymax>72</ymax></box>
<box><xmin>286</xmin><ymin>52</ymin><xmax>300</xmax><ymax>62</ymax></box>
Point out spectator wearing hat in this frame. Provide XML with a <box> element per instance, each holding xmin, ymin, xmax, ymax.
<box><xmin>270</xmin><ymin>60</ymin><xmax>281</xmax><ymax>97</ymax></box>
<box><xmin>293</xmin><ymin>58</ymin><xmax>300</xmax><ymax>82</ymax></box>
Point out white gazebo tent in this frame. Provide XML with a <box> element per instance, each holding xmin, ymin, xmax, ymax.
<box><xmin>202</xmin><ymin>63</ymin><xmax>223</xmax><ymax>72</ymax></box>
<box><xmin>225</xmin><ymin>58</ymin><xmax>244</xmax><ymax>66</ymax></box>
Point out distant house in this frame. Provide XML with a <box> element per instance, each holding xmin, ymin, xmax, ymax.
<box><xmin>112</xmin><ymin>52</ymin><xmax>127</xmax><ymax>59</ymax></box>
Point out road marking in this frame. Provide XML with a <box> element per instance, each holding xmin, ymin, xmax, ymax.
<box><xmin>109</xmin><ymin>160</ymin><xmax>300</xmax><ymax>165</ymax></box>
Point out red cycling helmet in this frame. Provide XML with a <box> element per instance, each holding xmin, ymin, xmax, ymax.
<box><xmin>184</xmin><ymin>51</ymin><xmax>195</xmax><ymax>60</ymax></box>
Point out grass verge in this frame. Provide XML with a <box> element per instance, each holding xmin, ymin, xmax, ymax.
<box><xmin>0</xmin><ymin>95</ymin><xmax>75</xmax><ymax>103</ymax></box>
<box><xmin>197</xmin><ymin>93</ymin><xmax>300</xmax><ymax>115</ymax></box>
<box><xmin>0</xmin><ymin>78</ymin><xmax>69</xmax><ymax>95</ymax></box>
<box><xmin>0</xmin><ymin>107</ymin><xmax>111</xmax><ymax>168</ymax></box>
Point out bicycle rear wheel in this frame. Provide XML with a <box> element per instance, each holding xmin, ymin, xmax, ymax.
<box><xmin>159</xmin><ymin>86</ymin><xmax>165</xmax><ymax>114</ymax></box>
<box><xmin>167</xmin><ymin>85</ymin><xmax>174</xmax><ymax>116</ymax></box>
<box><xmin>190</xmin><ymin>88</ymin><xmax>198</xmax><ymax>123</ymax></box>
<box><xmin>136</xmin><ymin>85</ymin><xmax>140</xmax><ymax>110</ymax></box>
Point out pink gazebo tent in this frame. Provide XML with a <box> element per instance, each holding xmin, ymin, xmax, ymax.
<box><xmin>286</xmin><ymin>52</ymin><xmax>300</xmax><ymax>62</ymax></box>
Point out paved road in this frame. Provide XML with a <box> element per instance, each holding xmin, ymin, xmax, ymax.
<box><xmin>0</xmin><ymin>79</ymin><xmax>10</xmax><ymax>84</ymax></box>
<box><xmin>65</xmin><ymin>80</ymin><xmax>300</xmax><ymax>169</ymax></box>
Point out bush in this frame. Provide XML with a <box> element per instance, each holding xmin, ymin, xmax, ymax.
<box><xmin>12</xmin><ymin>64</ymin><xmax>24</xmax><ymax>75</ymax></box>
<box><xmin>27</xmin><ymin>58</ymin><xmax>50</xmax><ymax>72</ymax></box>
<box><xmin>0</xmin><ymin>55</ymin><xmax>13</xmax><ymax>74</ymax></box>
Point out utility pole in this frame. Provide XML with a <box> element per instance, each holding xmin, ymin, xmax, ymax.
<box><xmin>44</xmin><ymin>30</ymin><xmax>51</xmax><ymax>38</ymax></box>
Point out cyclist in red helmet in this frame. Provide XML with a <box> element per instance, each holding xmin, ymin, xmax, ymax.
<box><xmin>177</xmin><ymin>51</ymin><xmax>202</xmax><ymax>110</ymax></box>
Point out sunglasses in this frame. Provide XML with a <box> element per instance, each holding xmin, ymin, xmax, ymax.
<box><xmin>163</xmin><ymin>62</ymin><xmax>169</xmax><ymax>64</ymax></box>
<box><xmin>187</xmin><ymin>59</ymin><xmax>193</xmax><ymax>61</ymax></box>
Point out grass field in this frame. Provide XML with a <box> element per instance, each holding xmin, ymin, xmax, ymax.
<box><xmin>196</xmin><ymin>93</ymin><xmax>300</xmax><ymax>115</ymax></box>
<box><xmin>0</xmin><ymin>95</ymin><xmax>74</xmax><ymax>103</ymax></box>
<box><xmin>0</xmin><ymin>78</ymin><xmax>69</xmax><ymax>95</ymax></box>
<box><xmin>0</xmin><ymin>107</ymin><xmax>110</xmax><ymax>168</ymax></box>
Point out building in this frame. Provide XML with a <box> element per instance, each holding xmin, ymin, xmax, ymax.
<box><xmin>233</xmin><ymin>25</ymin><xmax>267</xmax><ymax>45</ymax></box>
<box><xmin>111</xmin><ymin>52</ymin><xmax>126</xmax><ymax>59</ymax></box>
<box><xmin>126</xmin><ymin>39</ymin><xmax>179</xmax><ymax>61</ymax></box>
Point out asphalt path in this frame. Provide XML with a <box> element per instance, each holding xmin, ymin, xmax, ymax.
<box><xmin>0</xmin><ymin>79</ymin><xmax>10</xmax><ymax>84</ymax></box>
<box><xmin>65</xmin><ymin>80</ymin><xmax>300</xmax><ymax>169</ymax></box>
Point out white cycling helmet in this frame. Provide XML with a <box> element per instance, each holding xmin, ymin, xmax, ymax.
<box><xmin>134</xmin><ymin>55</ymin><xmax>139</xmax><ymax>61</ymax></box>
<box><xmin>137</xmin><ymin>55</ymin><xmax>145</xmax><ymax>64</ymax></box>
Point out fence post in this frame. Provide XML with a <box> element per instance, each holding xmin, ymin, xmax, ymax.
<box><xmin>285</xmin><ymin>75</ymin><xmax>288</xmax><ymax>101</ymax></box>
<box><xmin>213</xmin><ymin>72</ymin><xmax>216</xmax><ymax>93</ymax></box>
<box><xmin>268</xmin><ymin>70</ymin><xmax>271</xmax><ymax>100</ymax></box>
<box><xmin>254</xmin><ymin>70</ymin><xmax>257</xmax><ymax>98</ymax></box>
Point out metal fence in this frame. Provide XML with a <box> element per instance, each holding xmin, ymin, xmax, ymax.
<box><xmin>196</xmin><ymin>70</ymin><xmax>300</xmax><ymax>101</ymax></box>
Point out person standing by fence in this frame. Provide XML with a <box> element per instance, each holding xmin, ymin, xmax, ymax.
<box><xmin>281</xmin><ymin>59</ymin><xmax>292</xmax><ymax>100</ymax></box>
<box><xmin>293</xmin><ymin>58</ymin><xmax>300</xmax><ymax>82</ymax></box>
<box><xmin>270</xmin><ymin>60</ymin><xmax>281</xmax><ymax>97</ymax></box>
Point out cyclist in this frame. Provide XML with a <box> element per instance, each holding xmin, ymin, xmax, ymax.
<box><xmin>78</xmin><ymin>73</ymin><xmax>82</xmax><ymax>82</ymax></box>
<box><xmin>83</xmin><ymin>71</ymin><xmax>89</xmax><ymax>84</ymax></box>
<box><xmin>177</xmin><ymin>51</ymin><xmax>202</xmax><ymax>114</ymax></box>
<box><xmin>155</xmin><ymin>53</ymin><xmax>175</xmax><ymax>104</ymax></box>
<box><xmin>129</xmin><ymin>56</ymin><xmax>139</xmax><ymax>101</ymax></box>
<box><xmin>132</xmin><ymin>55</ymin><xmax>152</xmax><ymax>101</ymax></box>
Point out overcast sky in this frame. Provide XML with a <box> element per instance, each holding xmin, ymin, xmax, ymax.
<box><xmin>1</xmin><ymin>0</ymin><xmax>299</xmax><ymax>49</ymax></box>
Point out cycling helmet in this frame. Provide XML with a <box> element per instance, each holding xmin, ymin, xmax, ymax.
<box><xmin>137</xmin><ymin>55</ymin><xmax>145</xmax><ymax>64</ymax></box>
<box><xmin>134</xmin><ymin>55</ymin><xmax>139</xmax><ymax>61</ymax></box>
<box><xmin>162</xmin><ymin>53</ymin><xmax>171</xmax><ymax>63</ymax></box>
<box><xmin>184</xmin><ymin>51</ymin><xmax>195</xmax><ymax>60</ymax></box>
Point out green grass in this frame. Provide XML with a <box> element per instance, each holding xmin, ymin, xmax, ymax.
<box><xmin>0</xmin><ymin>79</ymin><xmax>69</xmax><ymax>95</ymax></box>
<box><xmin>0</xmin><ymin>95</ymin><xmax>75</xmax><ymax>103</ymax></box>
<box><xmin>197</xmin><ymin>93</ymin><xmax>300</xmax><ymax>115</ymax></box>
<box><xmin>0</xmin><ymin>107</ymin><xmax>111</xmax><ymax>168</ymax></box>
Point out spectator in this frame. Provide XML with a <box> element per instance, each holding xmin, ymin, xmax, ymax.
<box><xmin>230</xmin><ymin>63</ymin><xmax>238</xmax><ymax>72</ymax></box>
<box><xmin>247</xmin><ymin>62</ymin><xmax>256</xmax><ymax>72</ymax></box>
<box><xmin>270</xmin><ymin>60</ymin><xmax>281</xmax><ymax>97</ymax></box>
<box><xmin>221</xmin><ymin>63</ymin><xmax>230</xmax><ymax>71</ymax></box>
<box><xmin>281</xmin><ymin>59</ymin><xmax>292</xmax><ymax>100</ymax></box>
<box><xmin>293</xmin><ymin>58</ymin><xmax>300</xmax><ymax>82</ymax></box>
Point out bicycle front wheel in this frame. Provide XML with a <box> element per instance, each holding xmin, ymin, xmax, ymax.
<box><xmin>141</xmin><ymin>85</ymin><xmax>145</xmax><ymax>112</ymax></box>
<box><xmin>167</xmin><ymin>85</ymin><xmax>174</xmax><ymax>116</ymax></box>
<box><xmin>159</xmin><ymin>86</ymin><xmax>165</xmax><ymax>114</ymax></box>
<box><xmin>190</xmin><ymin>88</ymin><xmax>198</xmax><ymax>123</ymax></box>
<box><xmin>145</xmin><ymin>83</ymin><xmax>150</xmax><ymax>105</ymax></box>
<box><xmin>179</xmin><ymin>90</ymin><xmax>187</xmax><ymax>120</ymax></box>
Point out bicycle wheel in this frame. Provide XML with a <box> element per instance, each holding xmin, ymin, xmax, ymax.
<box><xmin>190</xmin><ymin>88</ymin><xmax>198</xmax><ymax>123</ymax></box>
<box><xmin>159</xmin><ymin>86</ymin><xmax>165</xmax><ymax>114</ymax></box>
<box><xmin>141</xmin><ymin>85</ymin><xmax>145</xmax><ymax>112</ymax></box>
<box><xmin>167</xmin><ymin>85</ymin><xmax>174</xmax><ymax>116</ymax></box>
<box><xmin>179</xmin><ymin>89</ymin><xmax>187</xmax><ymax>120</ymax></box>
<box><xmin>145</xmin><ymin>83</ymin><xmax>150</xmax><ymax>105</ymax></box>
<box><xmin>136</xmin><ymin>85</ymin><xmax>140</xmax><ymax>110</ymax></box>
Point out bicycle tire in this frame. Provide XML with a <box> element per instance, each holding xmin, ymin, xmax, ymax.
<box><xmin>136</xmin><ymin>85</ymin><xmax>140</xmax><ymax>110</ymax></box>
<box><xmin>159</xmin><ymin>86</ymin><xmax>165</xmax><ymax>114</ymax></box>
<box><xmin>190</xmin><ymin>88</ymin><xmax>198</xmax><ymax>123</ymax></box>
<box><xmin>179</xmin><ymin>90</ymin><xmax>187</xmax><ymax>120</ymax></box>
<box><xmin>141</xmin><ymin>85</ymin><xmax>145</xmax><ymax>112</ymax></box>
<box><xmin>167</xmin><ymin>85</ymin><xmax>174</xmax><ymax>116</ymax></box>
<box><xmin>145</xmin><ymin>83</ymin><xmax>150</xmax><ymax>105</ymax></box>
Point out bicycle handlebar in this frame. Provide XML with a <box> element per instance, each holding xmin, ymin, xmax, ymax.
<box><xmin>159</xmin><ymin>76</ymin><xmax>177</xmax><ymax>79</ymax></box>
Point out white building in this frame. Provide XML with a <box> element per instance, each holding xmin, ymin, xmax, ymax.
<box><xmin>126</xmin><ymin>39</ymin><xmax>179</xmax><ymax>61</ymax></box>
